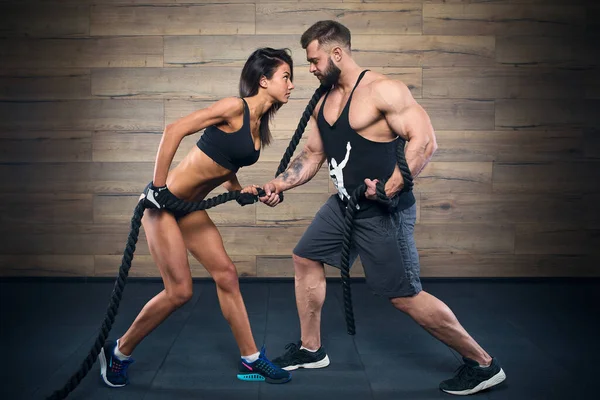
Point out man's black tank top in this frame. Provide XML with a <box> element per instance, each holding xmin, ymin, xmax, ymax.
<box><xmin>317</xmin><ymin>70</ymin><xmax>416</xmax><ymax>218</ymax></box>
<box><xmin>196</xmin><ymin>98</ymin><xmax>260</xmax><ymax>173</ymax></box>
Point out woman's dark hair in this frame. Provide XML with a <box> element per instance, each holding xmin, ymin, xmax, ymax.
<box><xmin>239</xmin><ymin>47</ymin><xmax>294</xmax><ymax>147</ymax></box>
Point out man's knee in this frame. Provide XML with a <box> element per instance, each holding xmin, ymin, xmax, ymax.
<box><xmin>391</xmin><ymin>291</ymin><xmax>454</xmax><ymax>329</ymax></box>
<box><xmin>293</xmin><ymin>254</ymin><xmax>326</xmax><ymax>283</ymax></box>
<box><xmin>390</xmin><ymin>289</ymin><xmax>425</xmax><ymax>313</ymax></box>
<box><xmin>390</xmin><ymin>295</ymin><xmax>415</xmax><ymax>313</ymax></box>
<box><xmin>293</xmin><ymin>254</ymin><xmax>320</xmax><ymax>271</ymax></box>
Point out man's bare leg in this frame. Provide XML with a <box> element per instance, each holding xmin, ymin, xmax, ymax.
<box><xmin>271</xmin><ymin>254</ymin><xmax>331</xmax><ymax>371</ymax></box>
<box><xmin>294</xmin><ymin>254</ymin><xmax>327</xmax><ymax>350</ymax></box>
<box><xmin>391</xmin><ymin>290</ymin><xmax>491</xmax><ymax>365</ymax></box>
<box><xmin>392</xmin><ymin>290</ymin><xmax>506</xmax><ymax>395</ymax></box>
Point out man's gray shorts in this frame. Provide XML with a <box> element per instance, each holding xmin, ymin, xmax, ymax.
<box><xmin>293</xmin><ymin>195</ymin><xmax>422</xmax><ymax>298</ymax></box>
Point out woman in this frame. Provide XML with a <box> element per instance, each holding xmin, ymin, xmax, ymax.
<box><xmin>99</xmin><ymin>48</ymin><xmax>295</xmax><ymax>387</ymax></box>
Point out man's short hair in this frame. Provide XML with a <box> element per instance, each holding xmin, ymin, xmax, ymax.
<box><xmin>300</xmin><ymin>20</ymin><xmax>351</xmax><ymax>51</ymax></box>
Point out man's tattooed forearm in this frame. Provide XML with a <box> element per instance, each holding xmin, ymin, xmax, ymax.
<box><xmin>282</xmin><ymin>150</ymin><xmax>308</xmax><ymax>183</ymax></box>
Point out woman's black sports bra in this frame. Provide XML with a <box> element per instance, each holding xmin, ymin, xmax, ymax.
<box><xmin>196</xmin><ymin>98</ymin><xmax>260</xmax><ymax>173</ymax></box>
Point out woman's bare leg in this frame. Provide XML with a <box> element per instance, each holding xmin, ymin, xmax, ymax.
<box><xmin>118</xmin><ymin>209</ymin><xmax>193</xmax><ymax>356</ymax></box>
<box><xmin>179</xmin><ymin>210</ymin><xmax>257</xmax><ymax>356</ymax></box>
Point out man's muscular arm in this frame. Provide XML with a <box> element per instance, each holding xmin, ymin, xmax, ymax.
<box><xmin>260</xmin><ymin>115</ymin><xmax>326</xmax><ymax>206</ymax></box>
<box><xmin>374</xmin><ymin>79</ymin><xmax>438</xmax><ymax>196</ymax></box>
<box><xmin>269</xmin><ymin>116</ymin><xmax>326</xmax><ymax>192</ymax></box>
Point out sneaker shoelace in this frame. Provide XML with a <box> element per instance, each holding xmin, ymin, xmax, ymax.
<box><xmin>283</xmin><ymin>342</ymin><xmax>300</xmax><ymax>356</ymax></box>
<box><xmin>454</xmin><ymin>364</ymin><xmax>476</xmax><ymax>381</ymax></box>
<box><xmin>257</xmin><ymin>355</ymin><xmax>284</xmax><ymax>376</ymax></box>
<box><xmin>111</xmin><ymin>357</ymin><xmax>133</xmax><ymax>375</ymax></box>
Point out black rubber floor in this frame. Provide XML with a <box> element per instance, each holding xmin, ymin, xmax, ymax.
<box><xmin>1</xmin><ymin>279</ymin><xmax>597</xmax><ymax>400</ymax></box>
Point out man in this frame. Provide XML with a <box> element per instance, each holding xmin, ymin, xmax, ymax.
<box><xmin>259</xmin><ymin>20</ymin><xmax>506</xmax><ymax>395</ymax></box>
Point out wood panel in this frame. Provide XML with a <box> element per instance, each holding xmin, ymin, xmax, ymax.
<box><xmin>256</xmin><ymin>193</ymin><xmax>331</xmax><ymax>225</ymax></box>
<box><xmin>0</xmin><ymin>0</ymin><xmax>596</xmax><ymax>278</ymax></box>
<box><xmin>0</xmin><ymin>163</ymin><xmax>93</xmax><ymax>194</ymax></box>
<box><xmin>585</xmin><ymin>194</ymin><xmax>600</xmax><ymax>229</ymax></box>
<box><xmin>584</xmin><ymin>129</ymin><xmax>600</xmax><ymax>160</ymax></box>
<box><xmin>0</xmin><ymin>69</ymin><xmax>91</xmax><ymax>100</ymax></box>
<box><xmin>256</xmin><ymin>3</ymin><xmax>422</xmax><ymax>35</ymax></box>
<box><xmin>90</xmin><ymin>4</ymin><xmax>255</xmax><ymax>36</ymax></box>
<box><xmin>164</xmin><ymin>35</ymin><xmax>305</xmax><ymax>67</ymax></box>
<box><xmin>495</xmin><ymin>100</ymin><xmax>600</xmax><ymax>130</ymax></box>
<box><xmin>424</xmin><ymin>4</ymin><xmax>585</xmax><ymax>36</ymax></box>
<box><xmin>420</xmin><ymin>193</ymin><xmax>583</xmax><ymax>225</ymax></box>
<box><xmin>0</xmin><ymin>131</ymin><xmax>92</xmax><ymax>163</ymax></box>
<box><xmin>22</xmin><ymin>0</ymin><xmax>591</xmax><ymax>4</ymax></box>
<box><xmin>423</xmin><ymin>67</ymin><xmax>585</xmax><ymax>99</ymax></box>
<box><xmin>419</xmin><ymin>254</ymin><xmax>599</xmax><ymax>278</ymax></box>
<box><xmin>586</xmin><ymin>68</ymin><xmax>600</xmax><ymax>100</ymax></box>
<box><xmin>91</xmin><ymin>68</ymin><xmax>239</xmax><ymax>100</ymax></box>
<box><xmin>377</xmin><ymin>67</ymin><xmax>423</xmax><ymax>98</ymax></box>
<box><xmin>270</xmin><ymin>99</ymin><xmax>319</xmax><ymax>138</ymax></box>
<box><xmin>0</xmin><ymin>223</ymin><xmax>150</xmax><ymax>256</ymax></box>
<box><xmin>1</xmin><ymin>5</ymin><xmax>89</xmax><ymax>37</ymax></box>
<box><xmin>93</xmin><ymin>195</ymin><xmax>142</xmax><ymax>224</ymax></box>
<box><xmin>420</xmin><ymin>1</ymin><xmax>589</xmax><ymax>4</ymax></box>
<box><xmin>219</xmin><ymin>226</ymin><xmax>308</xmax><ymax>256</ymax></box>
<box><xmin>0</xmin><ymin>256</ymin><xmax>94</xmax><ymax>277</ymax></box>
<box><xmin>0</xmin><ymin>194</ymin><xmax>93</xmax><ymax>225</ymax></box>
<box><xmin>91</xmin><ymin>162</ymin><xmax>154</xmax><ymax>194</ymax></box>
<box><xmin>515</xmin><ymin>225</ymin><xmax>599</xmax><ymax>255</ymax></box>
<box><xmin>259</xmin><ymin>138</ymin><xmax>307</xmax><ymax>163</ymax></box>
<box><xmin>431</xmin><ymin>130</ymin><xmax>584</xmax><ymax>162</ymax></box>
<box><xmin>94</xmin><ymin>255</ymin><xmax>257</xmax><ymax>278</ymax></box>
<box><xmin>164</xmin><ymin>99</ymin><xmax>213</xmax><ymax>126</ymax></box>
<box><xmin>352</xmin><ymin>35</ymin><xmax>495</xmax><ymax>67</ymax></box>
<box><xmin>0</xmin><ymin>100</ymin><xmax>163</xmax><ymax>131</ymax></box>
<box><xmin>414</xmin><ymin>162</ymin><xmax>492</xmax><ymax>193</ymax></box>
<box><xmin>51</xmin><ymin>0</ymin><xmax>257</xmax><ymax>3</ymax></box>
<box><xmin>92</xmin><ymin>131</ymin><xmax>198</xmax><ymax>162</ymax></box>
<box><xmin>492</xmin><ymin>162</ymin><xmax>600</xmax><ymax>194</ymax></box>
<box><xmin>415</xmin><ymin>223</ymin><xmax>514</xmax><ymax>254</ymax></box>
<box><xmin>0</xmin><ymin>37</ymin><xmax>164</xmax><ymax>69</ymax></box>
<box><xmin>496</xmin><ymin>35</ymin><xmax>592</xmax><ymax>67</ymax></box>
<box><xmin>419</xmin><ymin>99</ymin><xmax>494</xmax><ymax>130</ymax></box>
<box><xmin>94</xmin><ymin>194</ymin><xmax>256</xmax><ymax>226</ymax></box>
<box><xmin>587</xmin><ymin>5</ymin><xmax>600</xmax><ymax>39</ymax></box>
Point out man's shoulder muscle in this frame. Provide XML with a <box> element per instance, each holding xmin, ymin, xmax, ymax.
<box><xmin>368</xmin><ymin>75</ymin><xmax>414</xmax><ymax>111</ymax></box>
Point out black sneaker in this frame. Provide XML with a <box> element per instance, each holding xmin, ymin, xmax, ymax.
<box><xmin>272</xmin><ymin>341</ymin><xmax>330</xmax><ymax>371</ymax></box>
<box><xmin>99</xmin><ymin>340</ymin><xmax>134</xmax><ymax>387</ymax></box>
<box><xmin>237</xmin><ymin>346</ymin><xmax>291</xmax><ymax>384</ymax></box>
<box><xmin>439</xmin><ymin>357</ymin><xmax>506</xmax><ymax>395</ymax></box>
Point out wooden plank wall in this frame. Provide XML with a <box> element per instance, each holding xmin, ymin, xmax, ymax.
<box><xmin>0</xmin><ymin>0</ymin><xmax>598</xmax><ymax>278</ymax></box>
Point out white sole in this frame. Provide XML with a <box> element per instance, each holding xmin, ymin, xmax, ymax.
<box><xmin>99</xmin><ymin>347</ymin><xmax>126</xmax><ymax>388</ymax></box>
<box><xmin>443</xmin><ymin>368</ymin><xmax>506</xmax><ymax>396</ymax></box>
<box><xmin>282</xmin><ymin>355</ymin><xmax>331</xmax><ymax>371</ymax></box>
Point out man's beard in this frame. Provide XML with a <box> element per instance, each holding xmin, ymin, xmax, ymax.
<box><xmin>318</xmin><ymin>57</ymin><xmax>341</xmax><ymax>87</ymax></box>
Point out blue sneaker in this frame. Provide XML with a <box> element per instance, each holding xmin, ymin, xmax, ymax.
<box><xmin>237</xmin><ymin>346</ymin><xmax>291</xmax><ymax>384</ymax></box>
<box><xmin>99</xmin><ymin>340</ymin><xmax>134</xmax><ymax>387</ymax></box>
